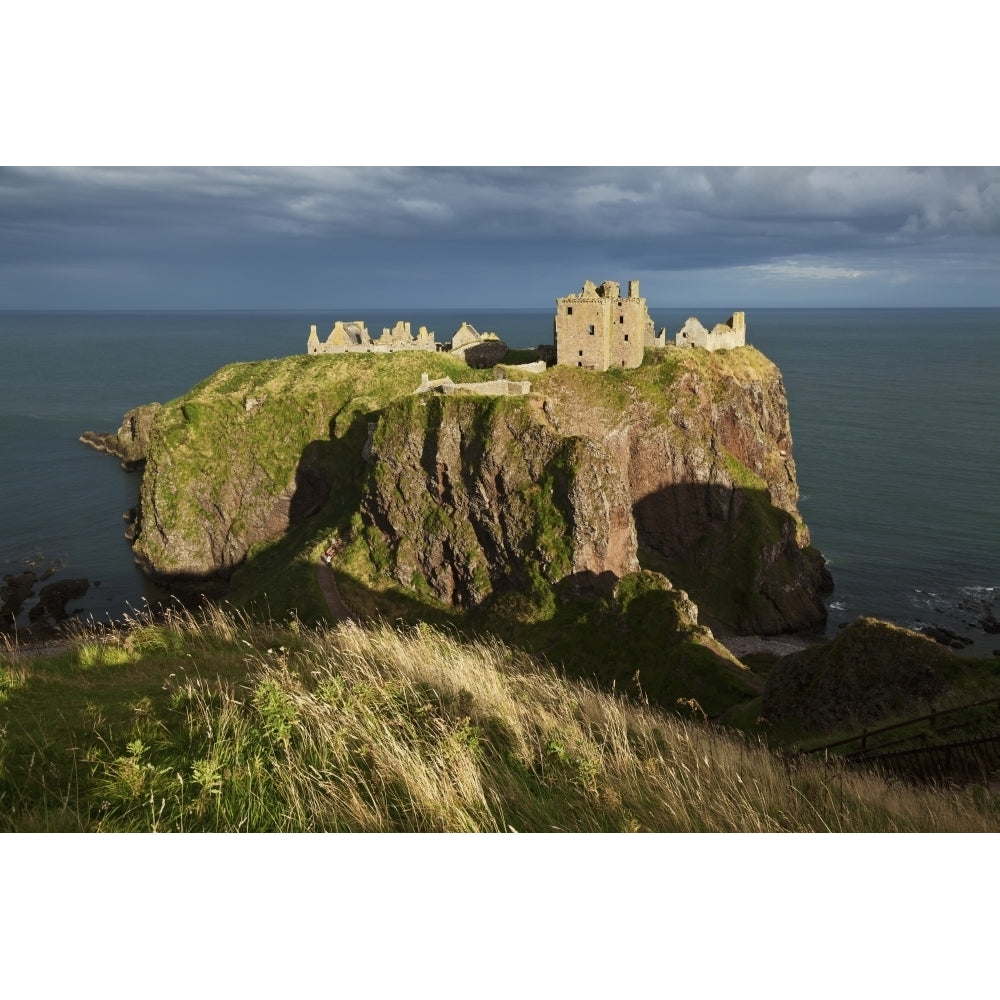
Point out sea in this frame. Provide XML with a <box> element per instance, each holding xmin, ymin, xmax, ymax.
<box><xmin>1</xmin><ymin>308</ymin><xmax>998</xmax><ymax>653</ymax></box>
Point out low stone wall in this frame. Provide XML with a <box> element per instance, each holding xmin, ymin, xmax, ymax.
<box><xmin>415</xmin><ymin>374</ymin><xmax>531</xmax><ymax>397</ymax></box>
<box><xmin>500</xmin><ymin>360</ymin><xmax>547</xmax><ymax>375</ymax></box>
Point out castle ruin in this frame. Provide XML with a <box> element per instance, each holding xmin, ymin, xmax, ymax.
<box><xmin>307</xmin><ymin>318</ymin><xmax>511</xmax><ymax>361</ymax></box>
<box><xmin>307</xmin><ymin>320</ymin><xmax>437</xmax><ymax>355</ymax></box>
<box><xmin>675</xmin><ymin>313</ymin><xmax>746</xmax><ymax>351</ymax></box>
<box><xmin>554</xmin><ymin>278</ymin><xmax>747</xmax><ymax>367</ymax></box>
<box><xmin>554</xmin><ymin>280</ymin><xmax>655</xmax><ymax>371</ymax></box>
<box><xmin>307</xmin><ymin>287</ymin><xmax>746</xmax><ymax>367</ymax></box>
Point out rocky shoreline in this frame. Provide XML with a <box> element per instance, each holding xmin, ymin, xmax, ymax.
<box><xmin>714</xmin><ymin>631</ymin><xmax>814</xmax><ymax>660</ymax></box>
<box><xmin>1</xmin><ymin>562</ymin><xmax>93</xmax><ymax>641</ymax></box>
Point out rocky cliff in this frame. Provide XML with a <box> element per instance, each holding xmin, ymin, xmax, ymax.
<box><xmin>357</xmin><ymin>348</ymin><xmax>828</xmax><ymax>632</ymax></box>
<box><xmin>90</xmin><ymin>346</ymin><xmax>829</xmax><ymax>634</ymax></box>
<box><xmin>80</xmin><ymin>403</ymin><xmax>161</xmax><ymax>469</ymax></box>
<box><xmin>362</xmin><ymin>393</ymin><xmax>638</xmax><ymax>615</ymax></box>
<box><xmin>525</xmin><ymin>350</ymin><xmax>831</xmax><ymax>632</ymax></box>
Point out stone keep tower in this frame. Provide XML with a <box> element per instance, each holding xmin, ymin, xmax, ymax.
<box><xmin>554</xmin><ymin>279</ymin><xmax>653</xmax><ymax>370</ymax></box>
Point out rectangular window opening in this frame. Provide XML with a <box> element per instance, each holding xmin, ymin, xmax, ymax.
<box><xmin>567</xmin><ymin>306</ymin><xmax>573</xmax><ymax>315</ymax></box>
<box><xmin>624</xmin><ymin>335</ymin><xmax>629</xmax><ymax>342</ymax></box>
<box><xmin>588</xmin><ymin>325</ymin><xmax>595</xmax><ymax>335</ymax></box>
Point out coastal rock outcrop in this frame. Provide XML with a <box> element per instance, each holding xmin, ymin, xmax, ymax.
<box><xmin>1</xmin><ymin>570</ymin><xmax>38</xmax><ymax>626</ymax></box>
<box><xmin>531</xmin><ymin>350</ymin><xmax>831</xmax><ymax>633</ymax></box>
<box><xmin>80</xmin><ymin>403</ymin><xmax>161</xmax><ymax>469</ymax></box>
<box><xmin>762</xmin><ymin>618</ymin><xmax>960</xmax><ymax>731</ymax></box>
<box><xmin>91</xmin><ymin>347</ymin><xmax>829</xmax><ymax>635</ymax></box>
<box><xmin>27</xmin><ymin>578</ymin><xmax>90</xmax><ymax>625</ymax></box>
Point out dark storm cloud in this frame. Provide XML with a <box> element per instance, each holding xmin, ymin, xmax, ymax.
<box><xmin>1</xmin><ymin>166</ymin><xmax>998</xmax><ymax>307</ymax></box>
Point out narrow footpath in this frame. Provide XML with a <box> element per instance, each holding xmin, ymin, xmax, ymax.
<box><xmin>316</xmin><ymin>558</ymin><xmax>356</xmax><ymax>623</ymax></box>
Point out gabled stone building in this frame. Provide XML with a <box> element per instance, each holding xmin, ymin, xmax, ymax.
<box><xmin>554</xmin><ymin>279</ymin><xmax>655</xmax><ymax>370</ymax></box>
<box><xmin>675</xmin><ymin>313</ymin><xmax>746</xmax><ymax>351</ymax></box>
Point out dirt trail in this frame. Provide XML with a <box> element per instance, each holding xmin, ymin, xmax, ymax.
<box><xmin>316</xmin><ymin>559</ymin><xmax>356</xmax><ymax>622</ymax></box>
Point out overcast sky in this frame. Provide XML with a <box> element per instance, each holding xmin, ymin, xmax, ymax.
<box><xmin>4</xmin><ymin>4</ymin><xmax>998</xmax><ymax>311</ymax></box>
<box><xmin>2</xmin><ymin>166</ymin><xmax>999</xmax><ymax>310</ymax></box>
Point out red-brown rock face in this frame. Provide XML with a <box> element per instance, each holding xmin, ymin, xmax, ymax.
<box><xmin>535</xmin><ymin>349</ymin><xmax>830</xmax><ymax>633</ymax></box>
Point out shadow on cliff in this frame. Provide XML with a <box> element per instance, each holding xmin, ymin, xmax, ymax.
<box><xmin>136</xmin><ymin>417</ymin><xmax>827</xmax><ymax>721</ymax></box>
<box><xmin>219</xmin><ymin>408</ymin><xmax>383</xmax><ymax>621</ymax></box>
<box><xmin>632</xmin><ymin>479</ymin><xmax>832</xmax><ymax>637</ymax></box>
<box><xmin>300</xmin><ymin>470</ymin><xmax>831</xmax><ymax>719</ymax></box>
<box><xmin>139</xmin><ymin>408</ymin><xmax>378</xmax><ymax>622</ymax></box>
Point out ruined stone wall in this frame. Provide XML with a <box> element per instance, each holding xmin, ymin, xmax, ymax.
<box><xmin>378</xmin><ymin>320</ymin><xmax>413</xmax><ymax>346</ymax></box>
<box><xmin>607</xmin><ymin>295</ymin><xmax>650</xmax><ymax>369</ymax></box>
<box><xmin>415</xmin><ymin>373</ymin><xmax>530</xmax><ymax>397</ymax></box>
<box><xmin>676</xmin><ymin>312</ymin><xmax>746</xmax><ymax>351</ymax></box>
<box><xmin>555</xmin><ymin>289</ymin><xmax>612</xmax><ymax>369</ymax></box>
<box><xmin>500</xmin><ymin>360</ymin><xmax>547</xmax><ymax>374</ymax></box>
<box><xmin>308</xmin><ymin>320</ymin><xmax>438</xmax><ymax>355</ymax></box>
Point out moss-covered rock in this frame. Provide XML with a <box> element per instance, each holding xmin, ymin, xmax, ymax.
<box><xmin>80</xmin><ymin>402</ymin><xmax>161</xmax><ymax>469</ymax></box>
<box><xmin>123</xmin><ymin>353</ymin><xmax>480</xmax><ymax>583</ymax></box>
<box><xmin>761</xmin><ymin>617</ymin><xmax>964</xmax><ymax>732</ymax></box>
<box><xmin>360</xmin><ymin>392</ymin><xmax>637</xmax><ymax>615</ymax></box>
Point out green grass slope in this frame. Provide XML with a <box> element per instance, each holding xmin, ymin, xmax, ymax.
<box><xmin>2</xmin><ymin>611</ymin><xmax>997</xmax><ymax>832</ymax></box>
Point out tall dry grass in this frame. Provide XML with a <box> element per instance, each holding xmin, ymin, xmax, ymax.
<box><xmin>61</xmin><ymin>609</ymin><xmax>999</xmax><ymax>832</ymax></box>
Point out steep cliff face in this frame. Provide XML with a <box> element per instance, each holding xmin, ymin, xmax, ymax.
<box><xmin>102</xmin><ymin>353</ymin><xmax>491</xmax><ymax>584</ymax></box>
<box><xmin>357</xmin><ymin>347</ymin><xmax>827</xmax><ymax>632</ymax></box>
<box><xmin>505</xmin><ymin>349</ymin><xmax>830</xmax><ymax>633</ymax></box>
<box><xmin>361</xmin><ymin>394</ymin><xmax>638</xmax><ymax>613</ymax></box>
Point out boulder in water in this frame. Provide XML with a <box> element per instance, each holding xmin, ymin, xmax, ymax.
<box><xmin>27</xmin><ymin>578</ymin><xmax>90</xmax><ymax>624</ymax></box>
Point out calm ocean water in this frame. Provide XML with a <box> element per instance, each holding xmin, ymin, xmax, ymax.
<box><xmin>1</xmin><ymin>308</ymin><xmax>998</xmax><ymax>652</ymax></box>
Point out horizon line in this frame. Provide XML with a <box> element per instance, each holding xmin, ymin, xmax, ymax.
<box><xmin>3</xmin><ymin>304</ymin><xmax>1000</xmax><ymax>314</ymax></box>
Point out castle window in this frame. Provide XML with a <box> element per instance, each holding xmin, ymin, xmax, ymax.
<box><xmin>578</xmin><ymin>361</ymin><xmax>582</xmax><ymax>367</ymax></box>
<box><xmin>578</xmin><ymin>350</ymin><xmax>583</xmax><ymax>357</ymax></box>
<box><xmin>624</xmin><ymin>335</ymin><xmax>629</xmax><ymax>342</ymax></box>
<box><xmin>588</xmin><ymin>325</ymin><xmax>595</xmax><ymax>335</ymax></box>
<box><xmin>620</xmin><ymin>316</ymin><xmax>624</xmax><ymax>323</ymax></box>
<box><xmin>567</xmin><ymin>306</ymin><xmax>573</xmax><ymax>315</ymax></box>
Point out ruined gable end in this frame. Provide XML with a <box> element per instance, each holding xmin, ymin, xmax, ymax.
<box><xmin>676</xmin><ymin>312</ymin><xmax>746</xmax><ymax>351</ymax></box>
